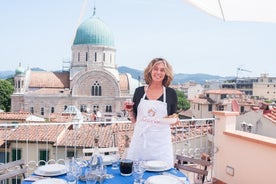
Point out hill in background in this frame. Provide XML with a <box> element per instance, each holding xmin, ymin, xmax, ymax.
<box><xmin>118</xmin><ymin>66</ymin><xmax>232</xmax><ymax>84</ymax></box>
<box><xmin>0</xmin><ymin>66</ymin><xmax>232</xmax><ymax>84</ymax></box>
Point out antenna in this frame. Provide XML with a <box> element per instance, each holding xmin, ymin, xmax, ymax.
<box><xmin>236</xmin><ymin>67</ymin><xmax>252</xmax><ymax>78</ymax></box>
<box><xmin>235</xmin><ymin>67</ymin><xmax>252</xmax><ymax>89</ymax></box>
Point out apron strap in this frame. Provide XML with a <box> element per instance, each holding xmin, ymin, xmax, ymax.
<box><xmin>163</xmin><ymin>86</ymin><xmax>166</xmax><ymax>103</ymax></box>
<box><xmin>143</xmin><ymin>86</ymin><xmax>166</xmax><ymax>102</ymax></box>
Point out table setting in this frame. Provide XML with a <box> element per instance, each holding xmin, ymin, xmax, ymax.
<box><xmin>23</xmin><ymin>157</ymin><xmax>189</xmax><ymax>184</ymax></box>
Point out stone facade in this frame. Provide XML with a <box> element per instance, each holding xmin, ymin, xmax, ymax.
<box><xmin>11</xmin><ymin>13</ymin><xmax>139</xmax><ymax>119</ymax></box>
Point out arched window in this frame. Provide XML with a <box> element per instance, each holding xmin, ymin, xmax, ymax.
<box><xmin>91</xmin><ymin>81</ymin><xmax>102</xmax><ymax>96</ymax></box>
<box><xmin>78</xmin><ymin>52</ymin><xmax>80</xmax><ymax>61</ymax></box>
<box><xmin>94</xmin><ymin>52</ymin><xmax>97</xmax><ymax>62</ymax></box>
<box><xmin>103</xmin><ymin>53</ymin><xmax>105</xmax><ymax>62</ymax></box>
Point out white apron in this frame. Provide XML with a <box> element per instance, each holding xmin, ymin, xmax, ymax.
<box><xmin>127</xmin><ymin>86</ymin><xmax>174</xmax><ymax>167</ymax></box>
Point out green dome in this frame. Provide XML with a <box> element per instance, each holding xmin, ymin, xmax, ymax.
<box><xmin>73</xmin><ymin>16</ymin><xmax>115</xmax><ymax>47</ymax></box>
<box><xmin>15</xmin><ymin>63</ymin><xmax>25</xmax><ymax>75</ymax></box>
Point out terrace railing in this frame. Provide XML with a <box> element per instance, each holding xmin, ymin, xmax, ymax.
<box><xmin>0</xmin><ymin>118</ymin><xmax>215</xmax><ymax>182</ymax></box>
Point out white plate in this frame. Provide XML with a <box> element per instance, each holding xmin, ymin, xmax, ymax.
<box><xmin>34</xmin><ymin>164</ymin><xmax>67</xmax><ymax>176</ymax></box>
<box><xmin>145</xmin><ymin>175</ymin><xmax>182</xmax><ymax>184</ymax></box>
<box><xmin>33</xmin><ymin>178</ymin><xmax>67</xmax><ymax>184</ymax></box>
<box><xmin>144</xmin><ymin>161</ymin><xmax>171</xmax><ymax>172</ymax></box>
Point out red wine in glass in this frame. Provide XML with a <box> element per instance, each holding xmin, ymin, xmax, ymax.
<box><xmin>125</xmin><ymin>99</ymin><xmax>134</xmax><ymax>110</ymax></box>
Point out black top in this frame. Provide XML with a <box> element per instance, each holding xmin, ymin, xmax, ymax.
<box><xmin>132</xmin><ymin>86</ymin><xmax>178</xmax><ymax>119</ymax></box>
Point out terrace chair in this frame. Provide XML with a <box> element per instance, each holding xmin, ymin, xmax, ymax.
<box><xmin>0</xmin><ymin>159</ymin><xmax>27</xmax><ymax>181</ymax></box>
<box><xmin>175</xmin><ymin>153</ymin><xmax>211</xmax><ymax>184</ymax></box>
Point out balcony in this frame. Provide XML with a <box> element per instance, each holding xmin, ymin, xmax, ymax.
<box><xmin>1</xmin><ymin>111</ymin><xmax>276</xmax><ymax>183</ymax></box>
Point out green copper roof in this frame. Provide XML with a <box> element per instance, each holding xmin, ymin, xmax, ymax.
<box><xmin>73</xmin><ymin>16</ymin><xmax>115</xmax><ymax>47</ymax></box>
<box><xmin>15</xmin><ymin>63</ymin><xmax>25</xmax><ymax>75</ymax></box>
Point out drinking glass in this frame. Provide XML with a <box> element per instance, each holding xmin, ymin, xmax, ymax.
<box><xmin>120</xmin><ymin>159</ymin><xmax>133</xmax><ymax>176</ymax></box>
<box><xmin>111</xmin><ymin>152</ymin><xmax>119</xmax><ymax>170</ymax></box>
<box><xmin>70</xmin><ymin>159</ymin><xmax>82</xmax><ymax>184</ymax></box>
<box><xmin>67</xmin><ymin>172</ymin><xmax>77</xmax><ymax>184</ymax></box>
<box><xmin>125</xmin><ymin>99</ymin><xmax>134</xmax><ymax>110</ymax></box>
<box><xmin>133</xmin><ymin>160</ymin><xmax>145</xmax><ymax>184</ymax></box>
<box><xmin>95</xmin><ymin>165</ymin><xmax>106</xmax><ymax>184</ymax></box>
<box><xmin>85</xmin><ymin>168</ymin><xmax>97</xmax><ymax>184</ymax></box>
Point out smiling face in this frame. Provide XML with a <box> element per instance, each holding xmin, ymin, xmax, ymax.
<box><xmin>151</xmin><ymin>61</ymin><xmax>166</xmax><ymax>84</ymax></box>
<box><xmin>144</xmin><ymin>58</ymin><xmax>173</xmax><ymax>87</ymax></box>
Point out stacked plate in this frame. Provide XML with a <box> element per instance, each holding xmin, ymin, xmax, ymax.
<box><xmin>34</xmin><ymin>164</ymin><xmax>67</xmax><ymax>176</ymax></box>
<box><xmin>143</xmin><ymin>160</ymin><xmax>170</xmax><ymax>172</ymax></box>
<box><xmin>145</xmin><ymin>175</ymin><xmax>182</xmax><ymax>184</ymax></box>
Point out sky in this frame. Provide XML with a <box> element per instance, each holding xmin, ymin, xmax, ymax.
<box><xmin>1</xmin><ymin>0</ymin><xmax>276</xmax><ymax>77</ymax></box>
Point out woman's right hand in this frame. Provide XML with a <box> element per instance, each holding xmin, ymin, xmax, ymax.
<box><xmin>124</xmin><ymin>99</ymin><xmax>134</xmax><ymax>111</ymax></box>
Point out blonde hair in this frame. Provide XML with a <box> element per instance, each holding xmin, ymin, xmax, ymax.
<box><xmin>143</xmin><ymin>58</ymin><xmax>173</xmax><ymax>87</ymax></box>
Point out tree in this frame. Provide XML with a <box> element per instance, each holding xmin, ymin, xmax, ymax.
<box><xmin>0</xmin><ymin>79</ymin><xmax>14</xmax><ymax>112</ymax></box>
<box><xmin>176</xmin><ymin>90</ymin><xmax>190</xmax><ymax>111</ymax></box>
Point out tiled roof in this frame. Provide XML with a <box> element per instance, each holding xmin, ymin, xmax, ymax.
<box><xmin>189</xmin><ymin>97</ymin><xmax>210</xmax><ymax>104</ymax></box>
<box><xmin>0</xmin><ymin>112</ymin><xmax>31</xmax><ymax>121</ymax></box>
<box><xmin>7</xmin><ymin>124</ymin><xmax>66</xmax><ymax>142</ymax></box>
<box><xmin>0</xmin><ymin>129</ymin><xmax>13</xmax><ymax>147</ymax></box>
<box><xmin>55</xmin><ymin>124</ymin><xmax>134</xmax><ymax>148</ymax></box>
<box><xmin>5</xmin><ymin>123</ymin><xmax>135</xmax><ymax>154</ymax></box>
<box><xmin>179</xmin><ymin>109</ymin><xmax>193</xmax><ymax>118</ymax></box>
<box><xmin>50</xmin><ymin>113</ymin><xmax>74</xmax><ymax>122</ymax></box>
<box><xmin>29</xmin><ymin>71</ymin><xmax>70</xmax><ymax>88</ymax></box>
<box><xmin>205</xmin><ymin>89</ymin><xmax>244</xmax><ymax>95</ymax></box>
<box><xmin>263</xmin><ymin>107</ymin><xmax>276</xmax><ymax>123</ymax></box>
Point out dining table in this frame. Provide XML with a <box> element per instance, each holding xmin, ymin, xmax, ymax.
<box><xmin>23</xmin><ymin>164</ymin><xmax>190</xmax><ymax>184</ymax></box>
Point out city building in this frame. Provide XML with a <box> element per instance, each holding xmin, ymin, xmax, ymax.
<box><xmin>253</xmin><ymin>73</ymin><xmax>276</xmax><ymax>101</ymax></box>
<box><xmin>189</xmin><ymin>89</ymin><xmax>256</xmax><ymax>118</ymax></box>
<box><xmin>201</xmin><ymin>74</ymin><xmax>276</xmax><ymax>102</ymax></box>
<box><xmin>11</xmin><ymin>9</ymin><xmax>139</xmax><ymax>119</ymax></box>
<box><xmin>171</xmin><ymin>81</ymin><xmax>203</xmax><ymax>100</ymax></box>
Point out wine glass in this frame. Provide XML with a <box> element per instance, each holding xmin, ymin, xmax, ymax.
<box><xmin>125</xmin><ymin>99</ymin><xmax>134</xmax><ymax>110</ymax></box>
<box><xmin>70</xmin><ymin>159</ymin><xmax>82</xmax><ymax>184</ymax></box>
<box><xmin>133</xmin><ymin>160</ymin><xmax>145</xmax><ymax>184</ymax></box>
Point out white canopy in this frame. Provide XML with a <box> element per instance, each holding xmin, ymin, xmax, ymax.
<box><xmin>183</xmin><ymin>0</ymin><xmax>276</xmax><ymax>23</ymax></box>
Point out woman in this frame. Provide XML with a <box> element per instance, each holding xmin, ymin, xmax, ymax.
<box><xmin>125</xmin><ymin>57</ymin><xmax>178</xmax><ymax>167</ymax></box>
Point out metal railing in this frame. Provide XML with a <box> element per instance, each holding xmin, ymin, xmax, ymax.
<box><xmin>0</xmin><ymin>118</ymin><xmax>215</xmax><ymax>178</ymax></box>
